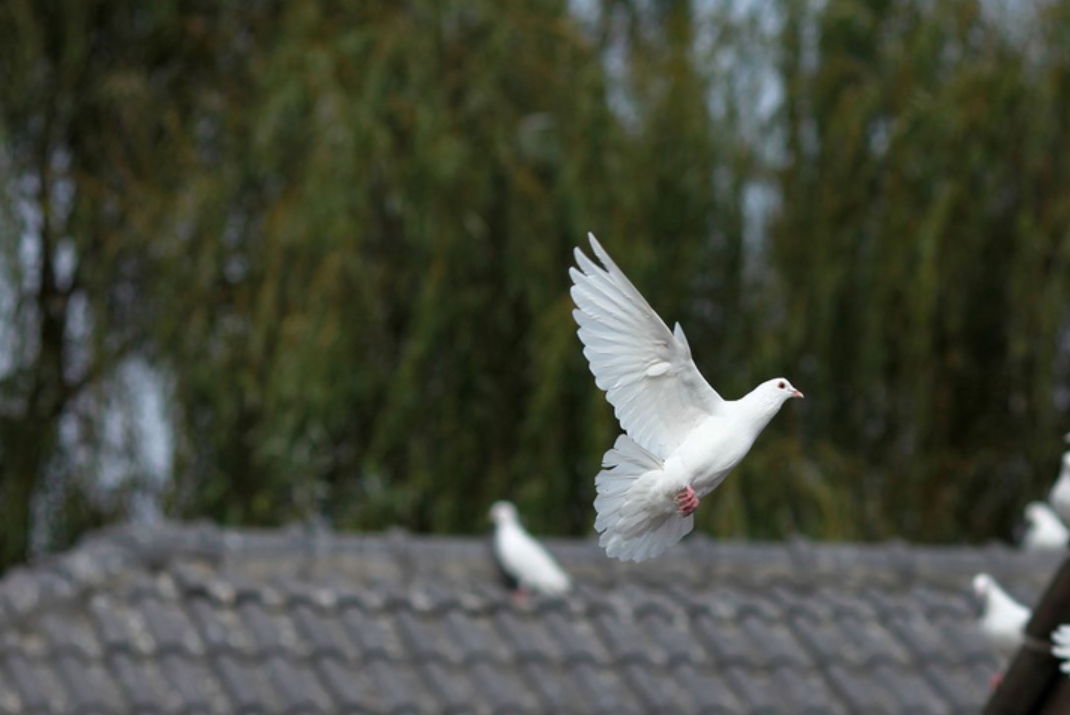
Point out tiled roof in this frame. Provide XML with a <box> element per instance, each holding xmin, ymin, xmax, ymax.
<box><xmin>0</xmin><ymin>521</ymin><xmax>1062</xmax><ymax>715</ymax></box>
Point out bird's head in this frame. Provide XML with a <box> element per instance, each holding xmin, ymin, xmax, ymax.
<box><xmin>758</xmin><ymin>377</ymin><xmax>805</xmax><ymax>406</ymax></box>
<box><xmin>1024</xmin><ymin>501</ymin><xmax>1048</xmax><ymax>526</ymax></box>
<box><xmin>973</xmin><ymin>573</ymin><xmax>994</xmax><ymax>601</ymax></box>
<box><xmin>489</xmin><ymin>500</ymin><xmax>518</xmax><ymax>524</ymax></box>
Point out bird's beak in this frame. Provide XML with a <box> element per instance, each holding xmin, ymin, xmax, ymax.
<box><xmin>792</xmin><ymin>389</ymin><xmax>804</xmax><ymax>399</ymax></box>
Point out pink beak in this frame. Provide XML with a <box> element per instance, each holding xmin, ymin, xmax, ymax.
<box><xmin>792</xmin><ymin>389</ymin><xmax>805</xmax><ymax>399</ymax></box>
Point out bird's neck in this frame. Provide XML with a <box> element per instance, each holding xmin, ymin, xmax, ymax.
<box><xmin>731</xmin><ymin>389</ymin><xmax>781</xmax><ymax>437</ymax></box>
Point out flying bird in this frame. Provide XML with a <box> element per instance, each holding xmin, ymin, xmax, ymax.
<box><xmin>1052</xmin><ymin>624</ymin><xmax>1070</xmax><ymax>675</ymax></box>
<box><xmin>1020</xmin><ymin>501</ymin><xmax>1069</xmax><ymax>551</ymax></box>
<box><xmin>569</xmin><ymin>233</ymin><xmax>803</xmax><ymax>562</ymax></box>
<box><xmin>973</xmin><ymin>573</ymin><xmax>1031</xmax><ymax>656</ymax></box>
<box><xmin>489</xmin><ymin>501</ymin><xmax>571</xmax><ymax>597</ymax></box>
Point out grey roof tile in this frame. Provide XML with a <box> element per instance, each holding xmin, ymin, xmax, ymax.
<box><xmin>517</xmin><ymin>660</ymin><xmax>592</xmax><ymax>714</ymax></box>
<box><xmin>362</xmin><ymin>658</ymin><xmax>436</xmax><ymax>713</ymax></box>
<box><xmin>768</xmin><ymin>665</ymin><xmax>848</xmax><ymax>715</ymax></box>
<box><xmin>589</xmin><ymin>609</ymin><xmax>655</xmax><ymax>665</ymax></box>
<box><xmin>187</xmin><ymin>596</ymin><xmax>257</xmax><ymax>656</ymax></box>
<box><xmin>737</xmin><ymin>613</ymin><xmax>812</xmax><ymax>668</ymax></box>
<box><xmin>467</xmin><ymin>659</ymin><xmax>542</xmax><ymax>714</ymax></box>
<box><xmin>290</xmin><ymin>602</ymin><xmax>359</xmax><ymax>661</ymax></box>
<box><xmin>2</xmin><ymin>655</ymin><xmax>62</xmax><ymax>713</ymax></box>
<box><xmin>0</xmin><ymin>521</ymin><xmax>1062</xmax><ymax>715</ymax></box>
<box><xmin>669</xmin><ymin>661</ymin><xmax>744</xmax><ymax>715</ymax></box>
<box><xmin>138</xmin><ymin>593</ymin><xmax>205</xmax><ymax>656</ymax></box>
<box><xmin>420</xmin><ymin>660</ymin><xmax>479</xmax><ymax>714</ymax></box>
<box><xmin>791</xmin><ymin>613</ymin><xmax>910</xmax><ymax>669</ymax></box>
<box><xmin>338</xmin><ymin>602</ymin><xmax>408</xmax><ymax>661</ymax></box>
<box><xmin>883</xmin><ymin>611</ymin><xmax>959</xmax><ymax>664</ymax></box>
<box><xmin>869</xmin><ymin>663</ymin><xmax>952</xmax><ymax>715</ymax></box>
<box><xmin>393</xmin><ymin>608</ymin><xmax>464</xmax><ymax>664</ymax></box>
<box><xmin>108</xmin><ymin>653</ymin><xmax>184</xmax><ymax>714</ymax></box>
<box><xmin>442</xmin><ymin>607</ymin><xmax>512</xmax><ymax>664</ymax></box>
<box><xmin>491</xmin><ymin>610</ymin><xmax>564</xmax><ymax>663</ymax></box>
<box><xmin>52</xmin><ymin>653</ymin><xmax>127</xmax><ymax>713</ymax></box>
<box><xmin>316</xmin><ymin>656</ymin><xmax>370</xmax><ymax>711</ymax></box>
<box><xmin>722</xmin><ymin>664</ymin><xmax>783</xmax><ymax>713</ymax></box>
<box><xmin>694</xmin><ymin>613</ymin><xmax>767</xmax><ymax>668</ymax></box>
<box><xmin>37</xmin><ymin>612</ymin><xmax>103</xmax><ymax>660</ymax></box>
<box><xmin>88</xmin><ymin>593</ymin><xmax>154</xmax><ymax>655</ymax></box>
<box><xmin>157</xmin><ymin>653</ymin><xmax>229</xmax><ymax>714</ymax></box>
<box><xmin>633</xmin><ymin>607</ymin><xmax>710</xmax><ymax>666</ymax></box>
<box><xmin>0</xmin><ymin>663</ymin><xmax>23</xmax><ymax>715</ymax></box>
<box><xmin>236</xmin><ymin>599</ymin><xmax>307</xmax><ymax>658</ymax></box>
<box><xmin>618</xmin><ymin>660</ymin><xmax>677</xmax><ymax>712</ymax></box>
<box><xmin>567</xmin><ymin>661</ymin><xmax>644</xmax><ymax>715</ymax></box>
<box><xmin>215</xmin><ymin>654</ymin><xmax>281</xmax><ymax>712</ymax></box>
<box><xmin>541</xmin><ymin>610</ymin><xmax>613</xmax><ymax>665</ymax></box>
<box><xmin>264</xmin><ymin>655</ymin><xmax>334</xmax><ymax>714</ymax></box>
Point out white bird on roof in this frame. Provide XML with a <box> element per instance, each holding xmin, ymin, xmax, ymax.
<box><xmin>1020</xmin><ymin>501</ymin><xmax>1070</xmax><ymax>551</ymax></box>
<box><xmin>973</xmin><ymin>573</ymin><xmax>1031</xmax><ymax>655</ymax></box>
<box><xmin>1052</xmin><ymin>624</ymin><xmax>1070</xmax><ymax>674</ymax></box>
<box><xmin>489</xmin><ymin>501</ymin><xmax>571</xmax><ymax>597</ymax></box>
<box><xmin>569</xmin><ymin>233</ymin><xmax>803</xmax><ymax>562</ymax></box>
<box><xmin>1047</xmin><ymin>434</ymin><xmax>1070</xmax><ymax>523</ymax></box>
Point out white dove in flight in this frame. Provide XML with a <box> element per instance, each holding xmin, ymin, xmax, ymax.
<box><xmin>570</xmin><ymin>233</ymin><xmax>803</xmax><ymax>562</ymax></box>
<box><xmin>489</xmin><ymin>501</ymin><xmax>572</xmax><ymax>596</ymax></box>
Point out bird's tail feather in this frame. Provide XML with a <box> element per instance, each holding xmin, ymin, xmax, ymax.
<box><xmin>593</xmin><ymin>434</ymin><xmax>693</xmax><ymax>562</ymax></box>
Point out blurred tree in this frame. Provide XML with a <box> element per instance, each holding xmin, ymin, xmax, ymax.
<box><xmin>772</xmin><ymin>0</ymin><xmax>1070</xmax><ymax>538</ymax></box>
<box><xmin>0</xmin><ymin>0</ymin><xmax>232</xmax><ymax>568</ymax></box>
<box><xmin>3</xmin><ymin>0</ymin><xmax>1070</xmax><ymax>573</ymax></box>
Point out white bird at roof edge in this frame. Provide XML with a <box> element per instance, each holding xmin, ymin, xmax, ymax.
<box><xmin>489</xmin><ymin>500</ymin><xmax>572</xmax><ymax>598</ymax></box>
<box><xmin>569</xmin><ymin>232</ymin><xmax>803</xmax><ymax>562</ymax></box>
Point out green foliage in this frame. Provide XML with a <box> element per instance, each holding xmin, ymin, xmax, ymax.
<box><xmin>3</xmin><ymin>0</ymin><xmax>1070</xmax><ymax>571</ymax></box>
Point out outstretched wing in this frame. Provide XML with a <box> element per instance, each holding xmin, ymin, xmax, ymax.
<box><xmin>570</xmin><ymin>232</ymin><xmax>723</xmax><ymax>458</ymax></box>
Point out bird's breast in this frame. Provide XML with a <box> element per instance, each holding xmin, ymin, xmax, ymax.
<box><xmin>672</xmin><ymin>416</ymin><xmax>758</xmax><ymax>494</ymax></box>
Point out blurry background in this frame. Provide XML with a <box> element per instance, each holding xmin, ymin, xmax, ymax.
<box><xmin>2</xmin><ymin>0</ymin><xmax>1070</xmax><ymax>573</ymax></box>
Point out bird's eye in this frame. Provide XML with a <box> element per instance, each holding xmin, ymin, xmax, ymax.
<box><xmin>778</xmin><ymin>381</ymin><xmax>785</xmax><ymax>389</ymax></box>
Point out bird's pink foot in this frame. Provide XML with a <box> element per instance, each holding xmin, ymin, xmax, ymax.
<box><xmin>675</xmin><ymin>486</ymin><xmax>700</xmax><ymax>517</ymax></box>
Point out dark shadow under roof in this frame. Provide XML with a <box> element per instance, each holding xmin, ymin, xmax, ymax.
<box><xmin>0</xmin><ymin>521</ymin><xmax>1062</xmax><ymax>715</ymax></box>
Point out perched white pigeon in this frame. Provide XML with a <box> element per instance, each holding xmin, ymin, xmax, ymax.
<box><xmin>1020</xmin><ymin>501</ymin><xmax>1070</xmax><ymax>551</ymax></box>
<box><xmin>489</xmin><ymin>501</ymin><xmax>571</xmax><ymax>596</ymax></box>
<box><xmin>1052</xmin><ymin>624</ymin><xmax>1070</xmax><ymax>674</ymax></box>
<box><xmin>1048</xmin><ymin>442</ymin><xmax>1070</xmax><ymax>523</ymax></box>
<box><xmin>973</xmin><ymin>573</ymin><xmax>1031</xmax><ymax>655</ymax></box>
<box><xmin>569</xmin><ymin>233</ymin><xmax>803</xmax><ymax>562</ymax></box>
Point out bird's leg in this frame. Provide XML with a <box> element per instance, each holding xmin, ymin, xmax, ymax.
<box><xmin>512</xmin><ymin>585</ymin><xmax>529</xmax><ymax>605</ymax></box>
<box><xmin>675</xmin><ymin>486</ymin><xmax>700</xmax><ymax>517</ymax></box>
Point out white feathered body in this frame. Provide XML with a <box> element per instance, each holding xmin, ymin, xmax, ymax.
<box><xmin>492</xmin><ymin>512</ymin><xmax>571</xmax><ymax>596</ymax></box>
<box><xmin>657</xmin><ymin>400</ymin><xmax>779</xmax><ymax>500</ymax></box>
<box><xmin>975</xmin><ymin>574</ymin><xmax>1030</xmax><ymax>655</ymax></box>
